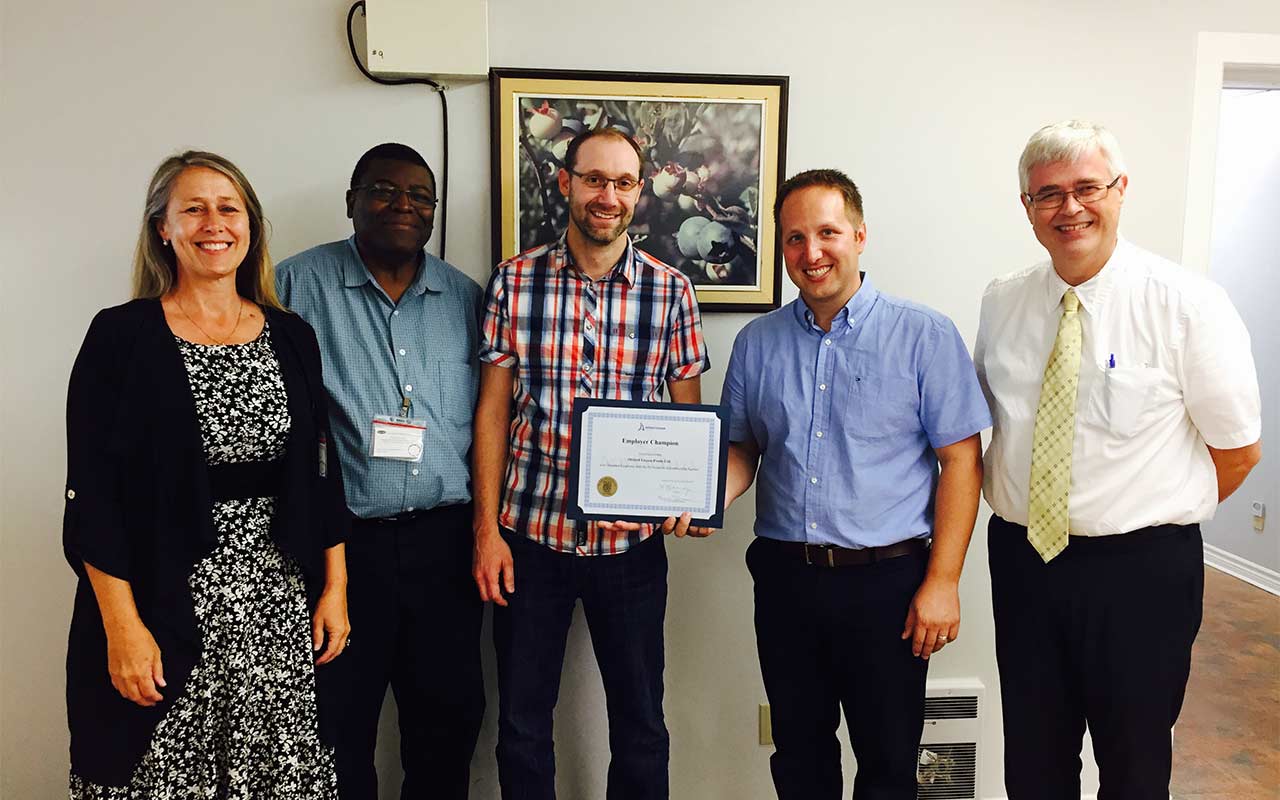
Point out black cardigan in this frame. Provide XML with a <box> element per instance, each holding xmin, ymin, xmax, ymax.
<box><xmin>63</xmin><ymin>298</ymin><xmax>350</xmax><ymax>786</ymax></box>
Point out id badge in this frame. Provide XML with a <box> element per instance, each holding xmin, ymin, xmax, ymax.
<box><xmin>370</xmin><ymin>415</ymin><xmax>428</xmax><ymax>462</ymax></box>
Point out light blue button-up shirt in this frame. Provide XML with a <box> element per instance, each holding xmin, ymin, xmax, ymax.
<box><xmin>723</xmin><ymin>274</ymin><xmax>991</xmax><ymax>548</ymax></box>
<box><xmin>277</xmin><ymin>237</ymin><xmax>482</xmax><ymax>519</ymax></box>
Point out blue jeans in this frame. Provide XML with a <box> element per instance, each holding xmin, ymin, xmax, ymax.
<box><xmin>493</xmin><ymin>529</ymin><xmax>669</xmax><ymax>800</ymax></box>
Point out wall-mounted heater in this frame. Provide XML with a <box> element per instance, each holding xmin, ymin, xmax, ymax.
<box><xmin>917</xmin><ymin>678</ymin><xmax>984</xmax><ymax>800</ymax></box>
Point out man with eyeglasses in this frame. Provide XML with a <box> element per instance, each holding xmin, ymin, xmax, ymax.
<box><xmin>276</xmin><ymin>142</ymin><xmax>485</xmax><ymax>799</ymax></box>
<box><xmin>974</xmin><ymin>120</ymin><xmax>1261</xmax><ymax>799</ymax></box>
<box><xmin>472</xmin><ymin>127</ymin><xmax>710</xmax><ymax>799</ymax></box>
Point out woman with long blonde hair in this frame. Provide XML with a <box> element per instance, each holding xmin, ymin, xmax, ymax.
<box><xmin>64</xmin><ymin>151</ymin><xmax>350</xmax><ymax>798</ymax></box>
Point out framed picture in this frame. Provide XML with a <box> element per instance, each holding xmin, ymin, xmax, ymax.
<box><xmin>490</xmin><ymin>67</ymin><xmax>789</xmax><ymax>313</ymax></box>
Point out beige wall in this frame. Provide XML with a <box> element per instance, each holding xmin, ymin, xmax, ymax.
<box><xmin>3</xmin><ymin>1</ymin><xmax>1278</xmax><ymax>798</ymax></box>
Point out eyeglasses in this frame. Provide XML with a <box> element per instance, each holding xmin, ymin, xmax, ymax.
<box><xmin>354</xmin><ymin>183</ymin><xmax>438</xmax><ymax>209</ymax></box>
<box><xmin>569</xmin><ymin>169</ymin><xmax>641</xmax><ymax>193</ymax></box>
<box><xmin>1024</xmin><ymin>175</ymin><xmax>1123</xmax><ymax>210</ymax></box>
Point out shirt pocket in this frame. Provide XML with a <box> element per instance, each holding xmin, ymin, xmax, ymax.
<box><xmin>614</xmin><ymin>367</ymin><xmax>664</xmax><ymax>401</ymax></box>
<box><xmin>603</xmin><ymin>327</ymin><xmax>668</xmax><ymax>376</ymax></box>
<box><xmin>845</xmin><ymin>373</ymin><xmax>920</xmax><ymax>439</ymax></box>
<box><xmin>436</xmin><ymin>361</ymin><xmax>479</xmax><ymax>426</ymax></box>
<box><xmin>1100</xmin><ymin>366</ymin><xmax>1159</xmax><ymax>438</ymax></box>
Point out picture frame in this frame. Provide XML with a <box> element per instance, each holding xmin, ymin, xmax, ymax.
<box><xmin>490</xmin><ymin>67</ymin><xmax>789</xmax><ymax>313</ymax></box>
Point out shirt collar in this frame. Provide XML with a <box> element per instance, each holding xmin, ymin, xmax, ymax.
<box><xmin>343</xmin><ymin>235</ymin><xmax>438</xmax><ymax>296</ymax></box>
<box><xmin>553</xmin><ymin>232</ymin><xmax>637</xmax><ymax>287</ymax></box>
<box><xmin>794</xmin><ymin>271</ymin><xmax>878</xmax><ymax>332</ymax></box>
<box><xmin>1041</xmin><ymin>237</ymin><xmax>1129</xmax><ymax>316</ymax></box>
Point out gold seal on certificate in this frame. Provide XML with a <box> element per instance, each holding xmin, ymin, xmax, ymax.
<box><xmin>568</xmin><ymin>398</ymin><xmax>730</xmax><ymax>526</ymax></box>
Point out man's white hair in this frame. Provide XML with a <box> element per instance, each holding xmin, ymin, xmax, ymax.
<box><xmin>1018</xmin><ymin>120</ymin><xmax>1127</xmax><ymax>193</ymax></box>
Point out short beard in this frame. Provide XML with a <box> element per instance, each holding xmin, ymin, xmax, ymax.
<box><xmin>570</xmin><ymin>203</ymin><xmax>630</xmax><ymax>246</ymax></box>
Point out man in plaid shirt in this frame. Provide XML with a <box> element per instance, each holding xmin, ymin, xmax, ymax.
<box><xmin>473</xmin><ymin>128</ymin><xmax>711</xmax><ymax>799</ymax></box>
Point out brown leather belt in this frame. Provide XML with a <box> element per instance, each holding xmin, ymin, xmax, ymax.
<box><xmin>767</xmin><ymin>536</ymin><xmax>929</xmax><ymax>567</ymax></box>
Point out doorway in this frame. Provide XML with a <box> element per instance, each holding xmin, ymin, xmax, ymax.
<box><xmin>1172</xmin><ymin>32</ymin><xmax>1280</xmax><ymax>800</ymax></box>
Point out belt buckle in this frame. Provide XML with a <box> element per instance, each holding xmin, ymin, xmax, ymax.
<box><xmin>804</xmin><ymin>544</ymin><xmax>835</xmax><ymax>567</ymax></box>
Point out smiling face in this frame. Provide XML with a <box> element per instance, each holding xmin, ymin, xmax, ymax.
<box><xmin>558</xmin><ymin>135</ymin><xmax>643</xmax><ymax>247</ymax></box>
<box><xmin>779</xmin><ymin>185</ymin><xmax>867</xmax><ymax>324</ymax></box>
<box><xmin>1022</xmin><ymin>147</ymin><xmax>1127</xmax><ymax>282</ymax></box>
<box><xmin>156</xmin><ymin>166</ymin><xmax>251</xmax><ymax>283</ymax></box>
<box><xmin>347</xmin><ymin>158</ymin><xmax>436</xmax><ymax>259</ymax></box>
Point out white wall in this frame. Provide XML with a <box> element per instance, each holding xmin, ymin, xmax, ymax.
<box><xmin>1203</xmin><ymin>88</ymin><xmax>1280</xmax><ymax>573</ymax></box>
<box><xmin>4</xmin><ymin>2</ymin><xmax>1279</xmax><ymax>798</ymax></box>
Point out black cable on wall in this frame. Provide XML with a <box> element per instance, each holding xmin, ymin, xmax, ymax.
<box><xmin>346</xmin><ymin>1</ymin><xmax>450</xmax><ymax>261</ymax></box>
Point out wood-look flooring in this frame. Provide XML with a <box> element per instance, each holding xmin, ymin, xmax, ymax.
<box><xmin>1171</xmin><ymin>566</ymin><xmax>1280</xmax><ymax>800</ymax></box>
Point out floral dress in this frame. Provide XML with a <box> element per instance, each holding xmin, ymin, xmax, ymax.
<box><xmin>70</xmin><ymin>322</ymin><xmax>338</xmax><ymax>799</ymax></box>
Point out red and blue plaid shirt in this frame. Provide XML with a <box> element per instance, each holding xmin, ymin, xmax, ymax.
<box><xmin>480</xmin><ymin>235</ymin><xmax>711</xmax><ymax>555</ymax></box>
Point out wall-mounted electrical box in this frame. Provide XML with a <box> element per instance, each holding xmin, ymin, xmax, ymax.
<box><xmin>363</xmin><ymin>0</ymin><xmax>488</xmax><ymax>84</ymax></box>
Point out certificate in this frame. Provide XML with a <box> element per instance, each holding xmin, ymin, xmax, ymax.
<box><xmin>567</xmin><ymin>398</ymin><xmax>729</xmax><ymax>527</ymax></box>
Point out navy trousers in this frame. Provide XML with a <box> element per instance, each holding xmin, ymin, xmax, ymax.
<box><xmin>747</xmin><ymin>536</ymin><xmax>930</xmax><ymax>800</ymax></box>
<box><xmin>492</xmin><ymin>530</ymin><xmax>669</xmax><ymax>800</ymax></box>
<box><xmin>989</xmin><ymin>515</ymin><xmax>1203</xmax><ymax>800</ymax></box>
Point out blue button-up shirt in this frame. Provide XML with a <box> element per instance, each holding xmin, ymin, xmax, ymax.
<box><xmin>723</xmin><ymin>275</ymin><xmax>991</xmax><ymax>548</ymax></box>
<box><xmin>277</xmin><ymin>237</ymin><xmax>482</xmax><ymax>519</ymax></box>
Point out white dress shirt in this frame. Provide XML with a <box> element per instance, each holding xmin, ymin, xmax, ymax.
<box><xmin>975</xmin><ymin>238</ymin><xmax>1261</xmax><ymax>535</ymax></box>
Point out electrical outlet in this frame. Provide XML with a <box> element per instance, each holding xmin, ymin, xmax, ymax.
<box><xmin>1252</xmin><ymin>501</ymin><xmax>1266</xmax><ymax>532</ymax></box>
<box><xmin>758</xmin><ymin>704</ymin><xmax>773</xmax><ymax>746</ymax></box>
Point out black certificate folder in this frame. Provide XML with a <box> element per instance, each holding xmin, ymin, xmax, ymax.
<box><xmin>567</xmin><ymin>397</ymin><xmax>730</xmax><ymax>528</ymax></box>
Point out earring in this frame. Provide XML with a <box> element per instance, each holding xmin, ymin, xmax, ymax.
<box><xmin>162</xmin><ymin>239</ymin><xmax>169</xmax><ymax>246</ymax></box>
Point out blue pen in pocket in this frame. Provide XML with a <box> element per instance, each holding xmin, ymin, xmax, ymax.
<box><xmin>1108</xmin><ymin>353</ymin><xmax>1115</xmax><ymax>369</ymax></box>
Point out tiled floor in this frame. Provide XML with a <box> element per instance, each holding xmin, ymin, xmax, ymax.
<box><xmin>1171</xmin><ymin>566</ymin><xmax>1280</xmax><ymax>800</ymax></box>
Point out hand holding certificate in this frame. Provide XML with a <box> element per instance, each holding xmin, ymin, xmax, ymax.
<box><xmin>567</xmin><ymin>398</ymin><xmax>729</xmax><ymax>528</ymax></box>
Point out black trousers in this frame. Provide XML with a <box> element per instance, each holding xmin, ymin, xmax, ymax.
<box><xmin>335</xmin><ymin>504</ymin><xmax>485</xmax><ymax>800</ymax></box>
<box><xmin>747</xmin><ymin>537</ymin><xmax>929</xmax><ymax>800</ymax></box>
<box><xmin>988</xmin><ymin>515</ymin><xmax>1204</xmax><ymax>800</ymax></box>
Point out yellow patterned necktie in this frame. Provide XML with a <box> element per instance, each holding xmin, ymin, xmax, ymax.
<box><xmin>1027</xmin><ymin>289</ymin><xmax>1082</xmax><ymax>562</ymax></box>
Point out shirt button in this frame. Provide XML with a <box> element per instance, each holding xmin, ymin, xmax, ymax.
<box><xmin>810</xmin><ymin>522</ymin><xmax>818</xmax><ymax>529</ymax></box>
<box><xmin>66</xmin><ymin>489</ymin><xmax>76</xmax><ymax>500</ymax></box>
<box><xmin>815</xmin><ymin>431</ymin><xmax>823</xmax><ymax>438</ymax></box>
<box><xmin>412</xmin><ymin>468</ymin><xmax>420</xmax><ymax>476</ymax></box>
<box><xmin>629</xmin><ymin>333</ymin><xmax>636</xmax><ymax>339</ymax></box>
<box><xmin>585</xmin><ymin>321</ymin><xmax>593</xmax><ymax>331</ymax></box>
<box><xmin>406</xmin><ymin>506</ymin><xmax>415</xmax><ymax>512</ymax></box>
<box><xmin>393</xmin><ymin>310</ymin><xmax>400</xmax><ymax>316</ymax></box>
<box><xmin>405</xmin><ymin>384</ymin><xmax>413</xmax><ymax>392</ymax></box>
<box><xmin>824</xmin><ymin>339</ymin><xmax>832</xmax><ymax>346</ymax></box>
<box><xmin>819</xmin><ymin>384</ymin><xmax>827</xmax><ymax>391</ymax></box>
<box><xmin>810</xmin><ymin>477</ymin><xmax>818</xmax><ymax>484</ymax></box>
<box><xmin>398</xmin><ymin>348</ymin><xmax>406</xmax><ymax>356</ymax></box>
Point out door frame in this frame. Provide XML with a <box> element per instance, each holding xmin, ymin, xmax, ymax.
<box><xmin>1181</xmin><ymin>32</ymin><xmax>1280</xmax><ymax>273</ymax></box>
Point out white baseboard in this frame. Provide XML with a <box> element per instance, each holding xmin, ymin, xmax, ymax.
<box><xmin>987</xmin><ymin>795</ymin><xmax>1173</xmax><ymax>800</ymax></box>
<box><xmin>984</xmin><ymin>796</ymin><xmax>1097</xmax><ymax>800</ymax></box>
<box><xmin>1203</xmin><ymin>543</ymin><xmax>1280</xmax><ymax>596</ymax></box>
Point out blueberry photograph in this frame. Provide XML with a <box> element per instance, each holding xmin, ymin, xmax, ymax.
<box><xmin>491</xmin><ymin>69</ymin><xmax>788</xmax><ymax>312</ymax></box>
